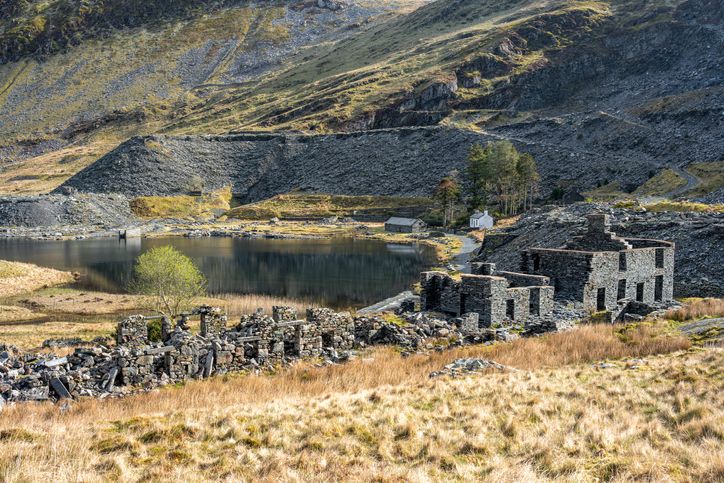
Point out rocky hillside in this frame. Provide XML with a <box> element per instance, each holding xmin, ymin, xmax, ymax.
<box><xmin>58</xmin><ymin>126</ymin><xmax>669</xmax><ymax>201</ymax></box>
<box><xmin>0</xmin><ymin>0</ymin><xmax>425</xmax><ymax>193</ymax></box>
<box><xmin>475</xmin><ymin>203</ymin><xmax>724</xmax><ymax>297</ymax></box>
<box><xmin>0</xmin><ymin>0</ymin><xmax>722</xmax><ymax>199</ymax></box>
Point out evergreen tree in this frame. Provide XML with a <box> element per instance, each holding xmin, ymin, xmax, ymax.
<box><xmin>466</xmin><ymin>143</ymin><xmax>492</xmax><ymax>210</ymax></box>
<box><xmin>463</xmin><ymin>141</ymin><xmax>540</xmax><ymax>216</ymax></box>
<box><xmin>434</xmin><ymin>177</ymin><xmax>460</xmax><ymax>228</ymax></box>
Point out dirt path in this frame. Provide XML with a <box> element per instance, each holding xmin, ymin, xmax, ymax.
<box><xmin>667</xmin><ymin>165</ymin><xmax>702</xmax><ymax>198</ymax></box>
<box><xmin>449</xmin><ymin>234</ymin><xmax>481</xmax><ymax>272</ymax></box>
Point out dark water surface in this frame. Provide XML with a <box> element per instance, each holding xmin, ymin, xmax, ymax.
<box><xmin>0</xmin><ymin>237</ymin><xmax>435</xmax><ymax>308</ymax></box>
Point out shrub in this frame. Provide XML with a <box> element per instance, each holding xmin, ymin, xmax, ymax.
<box><xmin>128</xmin><ymin>246</ymin><xmax>206</xmax><ymax>318</ymax></box>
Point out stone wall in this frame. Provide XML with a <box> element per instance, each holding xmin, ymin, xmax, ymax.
<box><xmin>420</xmin><ymin>270</ymin><xmax>554</xmax><ymax>326</ymax></box>
<box><xmin>522</xmin><ymin>248</ymin><xmax>594</xmax><ymax>302</ymax></box>
<box><xmin>199</xmin><ymin>306</ymin><xmax>227</xmax><ymax>337</ymax></box>
<box><xmin>116</xmin><ymin>315</ymin><xmax>148</xmax><ymax>348</ymax></box>
<box><xmin>523</xmin><ymin>214</ymin><xmax>675</xmax><ymax>312</ymax></box>
<box><xmin>420</xmin><ymin>271</ymin><xmax>461</xmax><ymax>315</ymax></box>
<box><xmin>305</xmin><ymin>308</ymin><xmax>355</xmax><ymax>350</ymax></box>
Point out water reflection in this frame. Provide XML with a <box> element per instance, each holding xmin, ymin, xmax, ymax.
<box><xmin>0</xmin><ymin>237</ymin><xmax>435</xmax><ymax>308</ymax></box>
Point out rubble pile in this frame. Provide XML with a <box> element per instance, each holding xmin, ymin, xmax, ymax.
<box><xmin>1</xmin><ymin>300</ymin><xmax>582</xmax><ymax>404</ymax></box>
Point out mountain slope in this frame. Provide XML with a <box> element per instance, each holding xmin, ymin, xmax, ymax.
<box><xmin>0</xmin><ymin>0</ymin><xmax>722</xmax><ymax>198</ymax></box>
<box><xmin>0</xmin><ymin>0</ymin><xmax>425</xmax><ymax>194</ymax></box>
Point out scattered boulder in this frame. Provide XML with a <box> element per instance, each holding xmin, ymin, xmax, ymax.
<box><xmin>430</xmin><ymin>358</ymin><xmax>517</xmax><ymax>378</ymax></box>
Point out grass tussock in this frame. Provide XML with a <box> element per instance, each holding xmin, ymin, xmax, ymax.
<box><xmin>130</xmin><ymin>186</ymin><xmax>232</xmax><ymax>219</ymax></box>
<box><xmin>0</xmin><ymin>322</ymin><xmax>713</xmax><ymax>481</ymax></box>
<box><xmin>666</xmin><ymin>298</ymin><xmax>724</xmax><ymax>322</ymax></box>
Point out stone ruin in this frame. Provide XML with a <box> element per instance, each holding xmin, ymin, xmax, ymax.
<box><xmin>2</xmin><ymin>296</ymin><xmax>531</xmax><ymax>404</ymax></box>
<box><xmin>0</xmin><ymin>305</ymin><xmax>380</xmax><ymax>404</ymax></box>
<box><xmin>420</xmin><ymin>262</ymin><xmax>555</xmax><ymax>331</ymax></box>
<box><xmin>420</xmin><ymin>213</ymin><xmax>676</xmax><ymax>327</ymax></box>
<box><xmin>521</xmin><ymin>213</ymin><xmax>675</xmax><ymax>318</ymax></box>
<box><xmin>0</xmin><ymin>214</ymin><xmax>678</xmax><ymax>405</ymax></box>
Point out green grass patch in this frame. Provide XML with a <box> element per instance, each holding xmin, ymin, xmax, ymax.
<box><xmin>130</xmin><ymin>187</ymin><xmax>232</xmax><ymax>219</ymax></box>
<box><xmin>228</xmin><ymin>193</ymin><xmax>433</xmax><ymax>220</ymax></box>
<box><xmin>634</xmin><ymin>169</ymin><xmax>686</xmax><ymax>196</ymax></box>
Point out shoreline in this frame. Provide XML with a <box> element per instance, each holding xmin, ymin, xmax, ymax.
<box><xmin>0</xmin><ymin>219</ymin><xmax>466</xmax><ymax>264</ymax></box>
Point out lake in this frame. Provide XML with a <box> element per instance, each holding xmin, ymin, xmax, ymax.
<box><xmin>0</xmin><ymin>237</ymin><xmax>436</xmax><ymax>308</ymax></box>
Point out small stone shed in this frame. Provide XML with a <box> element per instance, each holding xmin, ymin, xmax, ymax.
<box><xmin>521</xmin><ymin>213</ymin><xmax>675</xmax><ymax>311</ymax></box>
<box><xmin>384</xmin><ymin>217</ymin><xmax>426</xmax><ymax>233</ymax></box>
<box><xmin>420</xmin><ymin>262</ymin><xmax>554</xmax><ymax>327</ymax></box>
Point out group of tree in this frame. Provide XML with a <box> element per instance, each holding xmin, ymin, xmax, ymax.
<box><xmin>433</xmin><ymin>141</ymin><xmax>540</xmax><ymax>227</ymax></box>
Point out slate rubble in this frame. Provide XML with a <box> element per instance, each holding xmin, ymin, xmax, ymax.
<box><xmin>0</xmin><ymin>299</ymin><xmax>587</xmax><ymax>405</ymax></box>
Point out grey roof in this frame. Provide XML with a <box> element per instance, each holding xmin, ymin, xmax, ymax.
<box><xmin>470</xmin><ymin>212</ymin><xmax>491</xmax><ymax>219</ymax></box>
<box><xmin>385</xmin><ymin>217</ymin><xmax>424</xmax><ymax>226</ymax></box>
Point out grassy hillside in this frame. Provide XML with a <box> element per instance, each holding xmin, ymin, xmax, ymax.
<box><xmin>228</xmin><ymin>193</ymin><xmax>433</xmax><ymax>219</ymax></box>
<box><xmin>0</xmin><ymin>1</ymin><xmax>425</xmax><ymax>193</ymax></box>
<box><xmin>166</xmin><ymin>0</ymin><xmax>612</xmax><ymax>133</ymax></box>
<box><xmin>1</xmin><ymin>0</ymin><xmax>722</xmax><ymax>199</ymax></box>
<box><xmin>1</xmin><ymin>322</ymin><xmax>722</xmax><ymax>480</ymax></box>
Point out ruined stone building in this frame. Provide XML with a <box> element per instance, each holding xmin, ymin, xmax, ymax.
<box><xmin>521</xmin><ymin>213</ymin><xmax>675</xmax><ymax>311</ymax></box>
<box><xmin>421</xmin><ymin>213</ymin><xmax>675</xmax><ymax>324</ymax></box>
<box><xmin>420</xmin><ymin>262</ymin><xmax>554</xmax><ymax>327</ymax></box>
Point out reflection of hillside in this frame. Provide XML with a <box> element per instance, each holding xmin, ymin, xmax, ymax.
<box><xmin>0</xmin><ymin>237</ymin><xmax>435</xmax><ymax>308</ymax></box>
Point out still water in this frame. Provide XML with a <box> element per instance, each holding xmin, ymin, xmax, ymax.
<box><xmin>0</xmin><ymin>237</ymin><xmax>436</xmax><ymax>308</ymax></box>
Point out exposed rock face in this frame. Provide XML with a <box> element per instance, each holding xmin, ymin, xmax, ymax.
<box><xmin>58</xmin><ymin>126</ymin><xmax>666</xmax><ymax>202</ymax></box>
<box><xmin>474</xmin><ymin>204</ymin><xmax>724</xmax><ymax>298</ymax></box>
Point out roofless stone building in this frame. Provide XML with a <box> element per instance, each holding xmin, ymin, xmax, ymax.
<box><xmin>521</xmin><ymin>213</ymin><xmax>675</xmax><ymax>312</ymax></box>
<box><xmin>421</xmin><ymin>213</ymin><xmax>675</xmax><ymax>324</ymax></box>
<box><xmin>420</xmin><ymin>263</ymin><xmax>555</xmax><ymax>326</ymax></box>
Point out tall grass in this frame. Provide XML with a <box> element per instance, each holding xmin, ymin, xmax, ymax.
<box><xmin>666</xmin><ymin>298</ymin><xmax>724</xmax><ymax>321</ymax></box>
<box><xmin>0</xmin><ymin>323</ymin><xmax>710</xmax><ymax>482</ymax></box>
<box><xmin>214</xmin><ymin>293</ymin><xmax>320</xmax><ymax>318</ymax></box>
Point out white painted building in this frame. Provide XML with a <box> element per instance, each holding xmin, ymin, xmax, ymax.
<box><xmin>470</xmin><ymin>210</ymin><xmax>494</xmax><ymax>230</ymax></box>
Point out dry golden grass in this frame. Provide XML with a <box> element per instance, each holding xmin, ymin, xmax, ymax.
<box><xmin>0</xmin><ymin>304</ymin><xmax>43</xmax><ymax>323</ymax></box>
<box><xmin>0</xmin><ymin>288</ymin><xmax>321</xmax><ymax>349</ymax></box>
<box><xmin>0</xmin><ymin>261</ymin><xmax>74</xmax><ymax>297</ymax></box>
<box><xmin>0</xmin><ymin>323</ymin><xmax>711</xmax><ymax>481</ymax></box>
<box><xmin>214</xmin><ymin>293</ymin><xmax>319</xmax><ymax>319</ymax></box>
<box><xmin>634</xmin><ymin>168</ymin><xmax>687</xmax><ymax>196</ymax></box>
<box><xmin>0</xmin><ymin>141</ymin><xmax>117</xmax><ymax>195</ymax></box>
<box><xmin>667</xmin><ymin>298</ymin><xmax>724</xmax><ymax>322</ymax></box>
<box><xmin>130</xmin><ymin>187</ymin><xmax>232</xmax><ymax>219</ymax></box>
<box><xmin>16</xmin><ymin>289</ymin><xmax>149</xmax><ymax>315</ymax></box>
<box><xmin>0</xmin><ymin>318</ymin><xmax>113</xmax><ymax>350</ymax></box>
<box><xmin>12</xmin><ymin>289</ymin><xmax>317</xmax><ymax>318</ymax></box>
